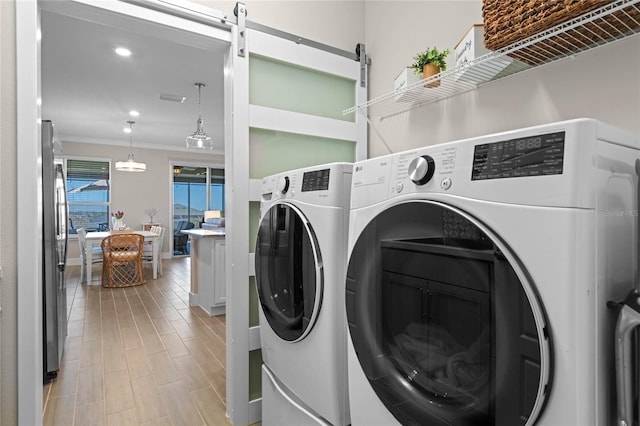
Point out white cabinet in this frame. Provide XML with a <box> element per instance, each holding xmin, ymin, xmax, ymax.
<box><xmin>183</xmin><ymin>229</ymin><xmax>226</xmax><ymax>316</ymax></box>
<box><xmin>212</xmin><ymin>238</ymin><xmax>226</xmax><ymax>308</ymax></box>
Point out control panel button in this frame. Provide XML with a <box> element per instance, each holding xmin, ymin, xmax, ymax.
<box><xmin>408</xmin><ymin>155</ymin><xmax>435</xmax><ymax>185</ymax></box>
<box><xmin>277</xmin><ymin>176</ymin><xmax>290</xmax><ymax>194</ymax></box>
<box><xmin>441</xmin><ymin>177</ymin><xmax>452</xmax><ymax>190</ymax></box>
<box><xmin>395</xmin><ymin>182</ymin><xmax>404</xmax><ymax>193</ymax></box>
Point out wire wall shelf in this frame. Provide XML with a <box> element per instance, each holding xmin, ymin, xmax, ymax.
<box><xmin>345</xmin><ymin>0</ymin><xmax>640</xmax><ymax>120</ymax></box>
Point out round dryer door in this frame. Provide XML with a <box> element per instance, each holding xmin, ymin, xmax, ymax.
<box><xmin>346</xmin><ymin>201</ymin><xmax>551</xmax><ymax>426</ymax></box>
<box><xmin>256</xmin><ymin>202</ymin><xmax>323</xmax><ymax>342</ymax></box>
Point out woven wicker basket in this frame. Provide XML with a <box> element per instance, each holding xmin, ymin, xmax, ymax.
<box><xmin>482</xmin><ymin>0</ymin><xmax>640</xmax><ymax>65</ymax></box>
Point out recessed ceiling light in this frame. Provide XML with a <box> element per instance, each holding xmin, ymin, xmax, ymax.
<box><xmin>114</xmin><ymin>47</ymin><xmax>132</xmax><ymax>57</ymax></box>
<box><xmin>123</xmin><ymin>127</ymin><xmax>132</xmax><ymax>134</ymax></box>
<box><xmin>129</xmin><ymin>110</ymin><xmax>140</xmax><ymax>117</ymax></box>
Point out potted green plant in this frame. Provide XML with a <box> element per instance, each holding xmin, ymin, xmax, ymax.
<box><xmin>409</xmin><ymin>47</ymin><xmax>450</xmax><ymax>88</ymax></box>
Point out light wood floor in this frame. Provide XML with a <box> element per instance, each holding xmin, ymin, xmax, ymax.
<box><xmin>43</xmin><ymin>256</ymin><xmax>231</xmax><ymax>426</ymax></box>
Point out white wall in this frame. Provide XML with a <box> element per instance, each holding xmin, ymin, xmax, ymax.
<box><xmin>63</xmin><ymin>142</ymin><xmax>224</xmax><ymax>260</ymax></box>
<box><xmin>364</xmin><ymin>1</ymin><xmax>640</xmax><ymax>158</ymax></box>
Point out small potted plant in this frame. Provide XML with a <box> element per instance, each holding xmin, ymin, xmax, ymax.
<box><xmin>409</xmin><ymin>47</ymin><xmax>450</xmax><ymax>88</ymax></box>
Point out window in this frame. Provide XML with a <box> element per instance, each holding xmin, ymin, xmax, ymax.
<box><xmin>65</xmin><ymin>158</ymin><xmax>110</xmax><ymax>234</ymax></box>
<box><xmin>173</xmin><ymin>165</ymin><xmax>225</xmax><ymax>227</ymax></box>
<box><xmin>209</xmin><ymin>168</ymin><xmax>225</xmax><ymax>212</ymax></box>
<box><xmin>172</xmin><ymin>165</ymin><xmax>224</xmax><ymax>256</ymax></box>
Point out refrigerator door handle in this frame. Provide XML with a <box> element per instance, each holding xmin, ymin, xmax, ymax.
<box><xmin>55</xmin><ymin>164</ymin><xmax>68</xmax><ymax>288</ymax></box>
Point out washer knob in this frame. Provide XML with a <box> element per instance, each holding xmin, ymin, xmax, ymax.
<box><xmin>277</xmin><ymin>176</ymin><xmax>290</xmax><ymax>194</ymax></box>
<box><xmin>408</xmin><ymin>155</ymin><xmax>435</xmax><ymax>185</ymax></box>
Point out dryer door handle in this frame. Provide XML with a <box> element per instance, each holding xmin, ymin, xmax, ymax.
<box><xmin>614</xmin><ymin>295</ymin><xmax>640</xmax><ymax>426</ymax></box>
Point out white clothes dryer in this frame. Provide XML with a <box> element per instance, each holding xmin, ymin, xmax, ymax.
<box><xmin>256</xmin><ymin>162</ymin><xmax>352</xmax><ymax>426</ymax></box>
<box><xmin>345</xmin><ymin>119</ymin><xmax>639</xmax><ymax>425</ymax></box>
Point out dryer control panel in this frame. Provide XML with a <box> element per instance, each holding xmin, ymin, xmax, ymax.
<box><xmin>471</xmin><ymin>131</ymin><xmax>565</xmax><ymax>180</ymax></box>
<box><xmin>350</xmin><ymin>119</ymin><xmax>639</xmax><ymax>210</ymax></box>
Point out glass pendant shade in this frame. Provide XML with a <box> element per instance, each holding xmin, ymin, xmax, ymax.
<box><xmin>115</xmin><ymin>154</ymin><xmax>146</xmax><ymax>172</ymax></box>
<box><xmin>116</xmin><ymin>121</ymin><xmax>146</xmax><ymax>172</ymax></box>
<box><xmin>186</xmin><ymin>117</ymin><xmax>213</xmax><ymax>149</ymax></box>
<box><xmin>186</xmin><ymin>82</ymin><xmax>214</xmax><ymax>150</ymax></box>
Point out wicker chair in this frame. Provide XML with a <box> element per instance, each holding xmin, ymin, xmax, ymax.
<box><xmin>101</xmin><ymin>233</ymin><xmax>145</xmax><ymax>288</ymax></box>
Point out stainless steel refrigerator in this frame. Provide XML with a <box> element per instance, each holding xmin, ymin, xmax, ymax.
<box><xmin>42</xmin><ymin>119</ymin><xmax>68</xmax><ymax>381</ymax></box>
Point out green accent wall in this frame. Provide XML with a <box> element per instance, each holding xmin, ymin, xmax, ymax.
<box><xmin>249</xmin><ymin>201</ymin><xmax>260</xmax><ymax>252</ymax></box>
<box><xmin>249</xmin><ymin>349</ymin><xmax>263</xmax><ymax>401</ymax></box>
<box><xmin>249</xmin><ymin>276</ymin><xmax>259</xmax><ymax>328</ymax></box>
<box><xmin>250</xmin><ymin>55</ymin><xmax>355</xmax><ymax>122</ymax></box>
<box><xmin>249</xmin><ymin>128</ymin><xmax>355</xmax><ymax>179</ymax></box>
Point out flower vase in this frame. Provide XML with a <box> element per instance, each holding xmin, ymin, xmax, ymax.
<box><xmin>112</xmin><ymin>217</ymin><xmax>125</xmax><ymax>231</ymax></box>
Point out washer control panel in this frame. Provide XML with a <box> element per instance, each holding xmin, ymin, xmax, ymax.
<box><xmin>261</xmin><ymin>163</ymin><xmax>352</xmax><ymax>208</ymax></box>
<box><xmin>277</xmin><ymin>176</ymin><xmax>290</xmax><ymax>194</ymax></box>
<box><xmin>301</xmin><ymin>168</ymin><xmax>331</xmax><ymax>192</ymax></box>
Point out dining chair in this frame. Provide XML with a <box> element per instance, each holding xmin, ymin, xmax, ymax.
<box><xmin>142</xmin><ymin>226</ymin><xmax>165</xmax><ymax>275</ymax></box>
<box><xmin>101</xmin><ymin>233</ymin><xmax>145</xmax><ymax>287</ymax></box>
<box><xmin>173</xmin><ymin>221</ymin><xmax>194</xmax><ymax>254</ymax></box>
<box><xmin>77</xmin><ymin>227</ymin><xmax>102</xmax><ymax>283</ymax></box>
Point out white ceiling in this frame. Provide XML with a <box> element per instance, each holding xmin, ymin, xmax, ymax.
<box><xmin>41</xmin><ymin>4</ymin><xmax>228</xmax><ymax>154</ymax></box>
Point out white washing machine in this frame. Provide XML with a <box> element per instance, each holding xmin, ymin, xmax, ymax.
<box><xmin>256</xmin><ymin>162</ymin><xmax>352</xmax><ymax>426</ymax></box>
<box><xmin>345</xmin><ymin>119</ymin><xmax>639</xmax><ymax>425</ymax></box>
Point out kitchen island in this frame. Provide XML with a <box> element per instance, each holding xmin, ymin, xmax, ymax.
<box><xmin>181</xmin><ymin>229</ymin><xmax>226</xmax><ymax>316</ymax></box>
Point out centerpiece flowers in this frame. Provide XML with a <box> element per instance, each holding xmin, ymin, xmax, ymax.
<box><xmin>111</xmin><ymin>210</ymin><xmax>125</xmax><ymax>230</ymax></box>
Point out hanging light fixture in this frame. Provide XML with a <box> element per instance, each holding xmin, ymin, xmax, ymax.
<box><xmin>115</xmin><ymin>121</ymin><xmax>146</xmax><ymax>172</ymax></box>
<box><xmin>186</xmin><ymin>82</ymin><xmax>214</xmax><ymax>150</ymax></box>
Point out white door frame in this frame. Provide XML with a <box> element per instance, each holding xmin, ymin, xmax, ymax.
<box><xmin>17</xmin><ymin>2</ymin><xmax>367</xmax><ymax>425</ymax></box>
<box><xmin>16</xmin><ymin>1</ymin><xmax>234</xmax><ymax>424</ymax></box>
<box><xmin>16</xmin><ymin>2</ymin><xmax>42</xmax><ymax>423</ymax></box>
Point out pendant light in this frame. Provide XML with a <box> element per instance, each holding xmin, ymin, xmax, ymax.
<box><xmin>115</xmin><ymin>121</ymin><xmax>146</xmax><ymax>172</ymax></box>
<box><xmin>186</xmin><ymin>82</ymin><xmax>214</xmax><ymax>150</ymax></box>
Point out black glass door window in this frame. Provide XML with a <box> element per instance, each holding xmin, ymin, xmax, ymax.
<box><xmin>256</xmin><ymin>203</ymin><xmax>322</xmax><ymax>342</ymax></box>
<box><xmin>345</xmin><ymin>201</ymin><xmax>550</xmax><ymax>426</ymax></box>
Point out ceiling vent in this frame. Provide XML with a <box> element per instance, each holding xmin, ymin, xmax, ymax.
<box><xmin>159</xmin><ymin>93</ymin><xmax>186</xmax><ymax>103</ymax></box>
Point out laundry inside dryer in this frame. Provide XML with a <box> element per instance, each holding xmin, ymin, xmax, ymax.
<box><xmin>346</xmin><ymin>201</ymin><xmax>545</xmax><ymax>425</ymax></box>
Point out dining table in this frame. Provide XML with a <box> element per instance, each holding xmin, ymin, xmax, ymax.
<box><xmin>84</xmin><ymin>230</ymin><xmax>160</xmax><ymax>284</ymax></box>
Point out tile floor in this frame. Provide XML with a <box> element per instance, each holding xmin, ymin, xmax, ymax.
<box><xmin>43</xmin><ymin>257</ymin><xmax>231</xmax><ymax>425</ymax></box>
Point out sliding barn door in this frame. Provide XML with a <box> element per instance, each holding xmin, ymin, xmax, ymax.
<box><xmin>226</xmin><ymin>15</ymin><xmax>367</xmax><ymax>424</ymax></box>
